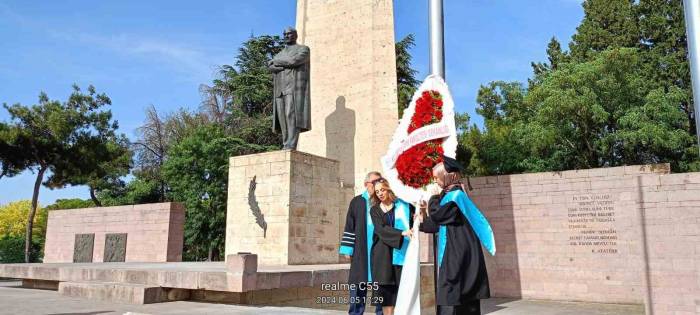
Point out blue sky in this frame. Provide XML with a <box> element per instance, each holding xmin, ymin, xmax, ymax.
<box><xmin>0</xmin><ymin>0</ymin><xmax>584</xmax><ymax>205</ymax></box>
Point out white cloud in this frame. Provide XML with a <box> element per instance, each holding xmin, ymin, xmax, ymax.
<box><xmin>47</xmin><ymin>30</ymin><xmax>221</xmax><ymax>80</ymax></box>
<box><xmin>0</xmin><ymin>4</ymin><xmax>226</xmax><ymax>82</ymax></box>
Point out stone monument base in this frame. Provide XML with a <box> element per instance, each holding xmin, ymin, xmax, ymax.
<box><xmin>225</xmin><ymin>150</ymin><xmax>353</xmax><ymax>265</ymax></box>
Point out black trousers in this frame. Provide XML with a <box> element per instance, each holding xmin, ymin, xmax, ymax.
<box><xmin>438</xmin><ymin>300</ymin><xmax>481</xmax><ymax>315</ymax></box>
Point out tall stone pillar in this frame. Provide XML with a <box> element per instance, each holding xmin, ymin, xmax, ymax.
<box><xmin>295</xmin><ymin>0</ymin><xmax>399</xmax><ymax>194</ymax></box>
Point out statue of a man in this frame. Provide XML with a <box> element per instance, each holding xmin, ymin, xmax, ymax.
<box><xmin>268</xmin><ymin>27</ymin><xmax>311</xmax><ymax>150</ymax></box>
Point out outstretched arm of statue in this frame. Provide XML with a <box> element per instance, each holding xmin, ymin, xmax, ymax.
<box><xmin>272</xmin><ymin>46</ymin><xmax>310</xmax><ymax>68</ymax></box>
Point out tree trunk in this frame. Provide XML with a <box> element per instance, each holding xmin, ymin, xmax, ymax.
<box><xmin>212</xmin><ymin>247</ymin><xmax>220</xmax><ymax>261</ymax></box>
<box><xmin>25</xmin><ymin>166</ymin><xmax>46</xmax><ymax>263</ymax></box>
<box><xmin>207</xmin><ymin>246</ymin><xmax>214</xmax><ymax>262</ymax></box>
<box><xmin>89</xmin><ymin>185</ymin><xmax>102</xmax><ymax>207</ymax></box>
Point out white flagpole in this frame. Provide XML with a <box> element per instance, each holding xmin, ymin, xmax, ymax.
<box><xmin>684</xmin><ymin>0</ymin><xmax>700</xmax><ymax>155</ymax></box>
<box><xmin>427</xmin><ymin>2</ymin><xmax>444</xmax><ymax>315</ymax></box>
<box><xmin>429</xmin><ymin>0</ymin><xmax>445</xmax><ymax>80</ymax></box>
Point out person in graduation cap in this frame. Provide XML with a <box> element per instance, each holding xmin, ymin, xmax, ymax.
<box><xmin>339</xmin><ymin>171</ymin><xmax>385</xmax><ymax>315</ymax></box>
<box><xmin>369</xmin><ymin>178</ymin><xmax>414</xmax><ymax>315</ymax></box>
<box><xmin>417</xmin><ymin>156</ymin><xmax>496</xmax><ymax>315</ymax></box>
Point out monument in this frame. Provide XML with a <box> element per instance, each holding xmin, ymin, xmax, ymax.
<box><xmin>225</xmin><ymin>0</ymin><xmax>400</xmax><ymax>265</ymax></box>
<box><xmin>268</xmin><ymin>27</ymin><xmax>311</xmax><ymax>150</ymax></box>
<box><xmin>43</xmin><ymin>203</ymin><xmax>184</xmax><ymax>263</ymax></box>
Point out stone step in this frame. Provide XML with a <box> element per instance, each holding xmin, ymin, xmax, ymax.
<box><xmin>58</xmin><ymin>281</ymin><xmax>190</xmax><ymax>304</ymax></box>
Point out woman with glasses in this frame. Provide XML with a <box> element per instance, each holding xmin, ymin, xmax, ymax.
<box><xmin>369</xmin><ymin>178</ymin><xmax>414</xmax><ymax>315</ymax></box>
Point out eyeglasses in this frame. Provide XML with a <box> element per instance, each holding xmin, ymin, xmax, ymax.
<box><xmin>368</xmin><ymin>178</ymin><xmax>386</xmax><ymax>185</ymax></box>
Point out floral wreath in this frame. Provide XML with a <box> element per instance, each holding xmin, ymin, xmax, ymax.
<box><xmin>381</xmin><ymin>75</ymin><xmax>458</xmax><ymax>203</ymax></box>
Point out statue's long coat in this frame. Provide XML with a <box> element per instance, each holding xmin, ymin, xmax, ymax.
<box><xmin>271</xmin><ymin>44</ymin><xmax>311</xmax><ymax>133</ymax></box>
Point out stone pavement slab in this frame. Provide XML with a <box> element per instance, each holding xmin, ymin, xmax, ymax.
<box><xmin>0</xmin><ymin>280</ymin><xmax>343</xmax><ymax>315</ymax></box>
<box><xmin>0</xmin><ymin>280</ymin><xmax>643</xmax><ymax>315</ymax></box>
<box><xmin>482</xmin><ymin>298</ymin><xmax>644</xmax><ymax>315</ymax></box>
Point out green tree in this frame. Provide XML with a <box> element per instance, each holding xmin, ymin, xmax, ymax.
<box><xmin>51</xmin><ymin>136</ymin><xmax>132</xmax><ymax>206</ymax></box>
<box><xmin>460</xmin><ymin>82</ymin><xmax>530</xmax><ymax>175</ymax></box>
<box><xmin>132</xmin><ymin>105</ymin><xmax>172</xmax><ymax>201</ymax></box>
<box><xmin>637</xmin><ymin>0</ymin><xmax>694</xmax><ymax>134</ymax></box>
<box><xmin>0</xmin><ymin>123</ymin><xmax>29</xmax><ymax>179</ymax></box>
<box><xmin>131</xmin><ymin>106</ymin><xmax>207</xmax><ymax>203</ymax></box>
<box><xmin>43</xmin><ymin>198</ymin><xmax>95</xmax><ymax>210</ymax></box>
<box><xmin>0</xmin><ymin>200</ymin><xmax>47</xmax><ymax>262</ymax></box>
<box><xmin>0</xmin><ymin>200</ymin><xmax>46</xmax><ymax>238</ymax></box>
<box><xmin>162</xmin><ymin>124</ymin><xmax>273</xmax><ymax>261</ymax></box>
<box><xmin>569</xmin><ymin>0</ymin><xmax>639</xmax><ymax>61</ymax></box>
<box><xmin>531</xmin><ymin>37</ymin><xmax>569</xmax><ymax>87</ymax></box>
<box><xmin>96</xmin><ymin>178</ymin><xmax>163</xmax><ymax>207</ymax></box>
<box><xmin>2</xmin><ymin>85</ymin><xmax>122</xmax><ymax>262</ymax></box>
<box><xmin>0</xmin><ymin>235</ymin><xmax>41</xmax><ymax>263</ymax></box>
<box><xmin>396</xmin><ymin>34</ymin><xmax>419</xmax><ymax>117</ymax></box>
<box><xmin>518</xmin><ymin>48</ymin><xmax>694</xmax><ymax>171</ymax></box>
<box><xmin>46</xmin><ymin>89</ymin><xmax>132</xmax><ymax>206</ymax></box>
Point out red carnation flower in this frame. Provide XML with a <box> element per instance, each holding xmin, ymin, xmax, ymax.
<box><xmin>395</xmin><ymin>89</ymin><xmax>447</xmax><ymax>188</ymax></box>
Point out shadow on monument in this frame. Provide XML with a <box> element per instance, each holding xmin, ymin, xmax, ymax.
<box><xmin>248</xmin><ymin>176</ymin><xmax>268</xmax><ymax>238</ymax></box>
<box><xmin>325</xmin><ymin>96</ymin><xmax>355</xmax><ymax>187</ymax></box>
<box><xmin>636</xmin><ymin>175</ymin><xmax>653</xmax><ymax>315</ymax></box>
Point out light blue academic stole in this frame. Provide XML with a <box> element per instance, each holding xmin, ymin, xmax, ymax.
<box><xmin>363</xmin><ymin>191</ymin><xmax>373</xmax><ymax>282</ymax></box>
<box><xmin>391</xmin><ymin>199</ymin><xmax>411</xmax><ymax>266</ymax></box>
<box><xmin>366</xmin><ymin>195</ymin><xmax>412</xmax><ymax>281</ymax></box>
<box><xmin>437</xmin><ymin>189</ymin><xmax>496</xmax><ymax>268</ymax></box>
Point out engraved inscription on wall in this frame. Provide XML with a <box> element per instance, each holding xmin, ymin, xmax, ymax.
<box><xmin>103</xmin><ymin>233</ymin><xmax>127</xmax><ymax>262</ymax></box>
<box><xmin>567</xmin><ymin>194</ymin><xmax>618</xmax><ymax>254</ymax></box>
<box><xmin>73</xmin><ymin>233</ymin><xmax>95</xmax><ymax>263</ymax></box>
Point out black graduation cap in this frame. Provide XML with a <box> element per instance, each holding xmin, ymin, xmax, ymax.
<box><xmin>442</xmin><ymin>155</ymin><xmax>464</xmax><ymax>173</ymax></box>
<box><xmin>441</xmin><ymin>155</ymin><xmax>473</xmax><ymax>190</ymax></box>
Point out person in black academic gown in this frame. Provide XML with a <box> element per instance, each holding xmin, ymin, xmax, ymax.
<box><xmin>418</xmin><ymin>157</ymin><xmax>490</xmax><ymax>315</ymax></box>
<box><xmin>369</xmin><ymin>179</ymin><xmax>414</xmax><ymax>315</ymax></box>
<box><xmin>339</xmin><ymin>171</ymin><xmax>384</xmax><ymax>315</ymax></box>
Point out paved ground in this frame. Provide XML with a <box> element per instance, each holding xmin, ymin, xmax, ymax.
<box><xmin>0</xmin><ymin>280</ymin><xmax>644</xmax><ymax>315</ymax></box>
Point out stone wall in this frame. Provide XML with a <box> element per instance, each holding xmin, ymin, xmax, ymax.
<box><xmin>226</xmin><ymin>150</ymin><xmax>345</xmax><ymax>265</ymax></box>
<box><xmin>634</xmin><ymin>171</ymin><xmax>700</xmax><ymax>314</ymax></box>
<box><xmin>295</xmin><ymin>0</ymin><xmax>398</xmax><ymax>194</ymax></box>
<box><xmin>43</xmin><ymin>203</ymin><xmax>184</xmax><ymax>263</ymax></box>
<box><xmin>459</xmin><ymin>164</ymin><xmax>700</xmax><ymax>314</ymax></box>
